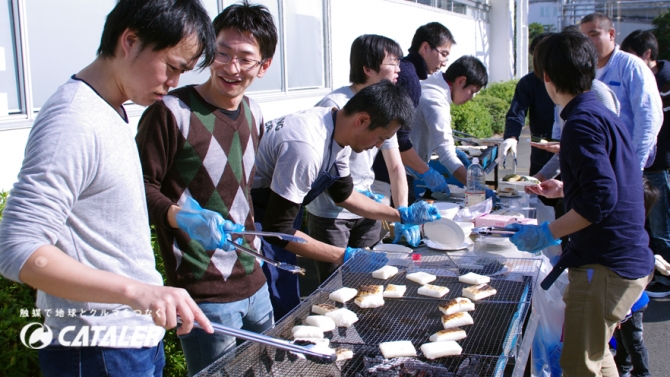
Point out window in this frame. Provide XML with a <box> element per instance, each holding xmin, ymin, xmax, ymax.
<box><xmin>0</xmin><ymin>0</ymin><xmax>21</xmax><ymax>116</ymax></box>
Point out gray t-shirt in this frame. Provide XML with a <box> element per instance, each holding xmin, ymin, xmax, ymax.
<box><xmin>308</xmin><ymin>86</ymin><xmax>398</xmax><ymax>219</ymax></box>
<box><xmin>0</xmin><ymin>78</ymin><xmax>164</xmax><ymax>346</ymax></box>
<box><xmin>253</xmin><ymin>107</ymin><xmax>351</xmax><ymax>204</ymax></box>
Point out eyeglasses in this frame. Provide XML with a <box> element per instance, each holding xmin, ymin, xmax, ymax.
<box><xmin>215</xmin><ymin>52</ymin><xmax>263</xmax><ymax>70</ymax></box>
<box><xmin>381</xmin><ymin>60</ymin><xmax>401</xmax><ymax>67</ymax></box>
<box><xmin>432</xmin><ymin>47</ymin><xmax>450</xmax><ymax>59</ymax></box>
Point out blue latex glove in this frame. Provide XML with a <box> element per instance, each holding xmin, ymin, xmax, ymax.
<box><xmin>421</xmin><ymin>168</ymin><xmax>450</xmax><ymax>194</ymax></box>
<box><xmin>176</xmin><ymin>197</ymin><xmax>245</xmax><ymax>251</ymax></box>
<box><xmin>485</xmin><ymin>188</ymin><xmax>499</xmax><ymax>205</ymax></box>
<box><xmin>343</xmin><ymin>247</ymin><xmax>389</xmax><ymax>272</ymax></box>
<box><xmin>456</xmin><ymin>148</ymin><xmax>472</xmax><ymax>168</ymax></box>
<box><xmin>356</xmin><ymin>188</ymin><xmax>384</xmax><ymax>203</ymax></box>
<box><xmin>505</xmin><ymin>221</ymin><xmax>561</xmax><ymax>253</ymax></box>
<box><xmin>392</xmin><ymin>223</ymin><xmax>421</xmax><ymax>247</ymax></box>
<box><xmin>398</xmin><ymin>201</ymin><xmax>441</xmax><ymax>225</ymax></box>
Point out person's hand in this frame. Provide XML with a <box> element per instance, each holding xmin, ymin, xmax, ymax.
<box><xmin>498</xmin><ymin>138</ymin><xmax>517</xmax><ymax>168</ymax></box>
<box><xmin>343</xmin><ymin>247</ymin><xmax>389</xmax><ymax>272</ymax></box>
<box><xmin>485</xmin><ymin>188</ymin><xmax>498</xmax><ymax>204</ymax></box>
<box><xmin>398</xmin><ymin>201</ymin><xmax>441</xmax><ymax>225</ymax></box>
<box><xmin>175</xmin><ymin>197</ymin><xmax>245</xmax><ymax>251</ymax></box>
<box><xmin>505</xmin><ymin>221</ymin><xmax>561</xmax><ymax>253</ymax></box>
<box><xmin>421</xmin><ymin>168</ymin><xmax>450</xmax><ymax>194</ymax></box>
<box><xmin>392</xmin><ymin>223</ymin><xmax>421</xmax><ymax>247</ymax></box>
<box><xmin>523</xmin><ymin>179</ymin><xmax>564</xmax><ymax>198</ymax></box>
<box><xmin>455</xmin><ymin>149</ymin><xmax>472</xmax><ymax>169</ymax></box>
<box><xmin>529</xmin><ymin>141</ymin><xmax>560</xmax><ymax>154</ymax></box>
<box><xmin>127</xmin><ymin>283</ymin><xmax>213</xmax><ymax>336</ymax></box>
<box><xmin>356</xmin><ymin>188</ymin><xmax>384</xmax><ymax>203</ymax></box>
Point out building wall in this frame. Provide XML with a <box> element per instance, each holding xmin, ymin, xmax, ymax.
<box><xmin>0</xmin><ymin>0</ymin><xmax>498</xmax><ymax>191</ymax></box>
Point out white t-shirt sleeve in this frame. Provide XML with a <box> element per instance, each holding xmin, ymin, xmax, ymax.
<box><xmin>334</xmin><ymin>146</ymin><xmax>351</xmax><ymax>178</ymax></box>
<box><xmin>269</xmin><ymin>141</ymin><xmax>323</xmax><ymax>204</ymax></box>
<box><xmin>380</xmin><ymin>133</ymin><xmax>399</xmax><ymax>151</ymax></box>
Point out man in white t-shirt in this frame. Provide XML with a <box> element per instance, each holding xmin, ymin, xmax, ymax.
<box><xmin>308</xmin><ymin>34</ymin><xmax>411</xmax><ymax>283</ymax></box>
<box><xmin>252</xmin><ymin>80</ymin><xmax>441</xmax><ymax>319</ymax></box>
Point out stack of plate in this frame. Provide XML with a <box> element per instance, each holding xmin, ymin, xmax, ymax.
<box><xmin>423</xmin><ymin>218</ymin><xmax>471</xmax><ymax>250</ymax></box>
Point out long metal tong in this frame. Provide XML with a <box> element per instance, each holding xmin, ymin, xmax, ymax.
<box><xmin>178</xmin><ymin>318</ymin><xmax>337</xmax><ymax>364</ymax></box>
<box><xmin>471</xmin><ymin>226</ymin><xmax>518</xmax><ymax>237</ymax></box>
<box><xmin>232</xmin><ymin>230</ymin><xmax>307</xmax><ymax>244</ymax></box>
<box><xmin>231</xmin><ymin>241</ymin><xmax>306</xmax><ymax>275</ymax></box>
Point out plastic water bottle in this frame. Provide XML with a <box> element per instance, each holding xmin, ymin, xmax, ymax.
<box><xmin>465</xmin><ymin>157</ymin><xmax>486</xmax><ymax>207</ymax></box>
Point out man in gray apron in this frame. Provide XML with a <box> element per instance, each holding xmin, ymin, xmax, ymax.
<box><xmin>252</xmin><ymin>80</ymin><xmax>441</xmax><ymax>319</ymax></box>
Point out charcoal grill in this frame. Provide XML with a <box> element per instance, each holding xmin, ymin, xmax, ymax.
<box><xmin>196</xmin><ymin>252</ymin><xmax>541</xmax><ymax>377</ymax></box>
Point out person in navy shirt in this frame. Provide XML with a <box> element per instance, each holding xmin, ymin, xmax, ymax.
<box><xmin>506</xmin><ymin>31</ymin><xmax>654</xmax><ymax>376</ymax></box>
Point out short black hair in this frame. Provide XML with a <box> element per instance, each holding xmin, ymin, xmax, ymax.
<box><xmin>349</xmin><ymin>35</ymin><xmax>403</xmax><ymax>84</ymax></box>
<box><xmin>342</xmin><ymin>80</ymin><xmax>414</xmax><ymax>131</ymax></box>
<box><xmin>621</xmin><ymin>29</ymin><xmax>658</xmax><ymax>61</ymax></box>
<box><xmin>409</xmin><ymin>22</ymin><xmax>456</xmax><ymax>53</ymax></box>
<box><xmin>642</xmin><ymin>176</ymin><xmax>661</xmax><ymax>217</ymax></box>
<box><xmin>580</xmin><ymin>12</ymin><xmax>613</xmax><ymax>31</ymax></box>
<box><xmin>444</xmin><ymin>56</ymin><xmax>488</xmax><ymax>88</ymax></box>
<box><xmin>533</xmin><ymin>31</ymin><xmax>597</xmax><ymax>96</ymax></box>
<box><xmin>98</xmin><ymin>0</ymin><xmax>216</xmax><ymax>69</ymax></box>
<box><xmin>529</xmin><ymin>32</ymin><xmax>554</xmax><ymax>55</ymax></box>
<box><xmin>213</xmin><ymin>0</ymin><xmax>278</xmax><ymax>61</ymax></box>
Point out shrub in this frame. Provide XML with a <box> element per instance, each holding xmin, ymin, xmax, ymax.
<box><xmin>451</xmin><ymin>100</ymin><xmax>493</xmax><ymax>138</ymax></box>
<box><xmin>474</xmin><ymin>94</ymin><xmax>509</xmax><ymax>134</ymax></box>
<box><xmin>478</xmin><ymin>79</ymin><xmax>518</xmax><ymax>106</ymax></box>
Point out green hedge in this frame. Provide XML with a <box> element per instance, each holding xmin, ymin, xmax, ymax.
<box><xmin>451</xmin><ymin>100</ymin><xmax>493</xmax><ymax>138</ymax></box>
<box><xmin>450</xmin><ymin>79</ymin><xmax>518</xmax><ymax>137</ymax></box>
<box><xmin>473</xmin><ymin>94</ymin><xmax>509</xmax><ymax>134</ymax></box>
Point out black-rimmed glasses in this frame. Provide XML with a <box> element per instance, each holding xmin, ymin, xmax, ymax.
<box><xmin>215</xmin><ymin>52</ymin><xmax>263</xmax><ymax>70</ymax></box>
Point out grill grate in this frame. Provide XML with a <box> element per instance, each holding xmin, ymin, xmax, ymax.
<box><xmin>196</xmin><ymin>253</ymin><xmax>541</xmax><ymax>377</ymax></box>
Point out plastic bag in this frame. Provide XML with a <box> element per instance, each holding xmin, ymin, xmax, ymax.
<box><xmin>454</xmin><ymin>197</ymin><xmax>493</xmax><ymax>221</ymax></box>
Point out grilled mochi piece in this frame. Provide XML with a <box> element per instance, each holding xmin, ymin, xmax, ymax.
<box><xmin>336</xmin><ymin>348</ymin><xmax>354</xmax><ymax>361</ymax></box>
<box><xmin>421</xmin><ymin>341</ymin><xmax>463</xmax><ymax>359</ymax></box>
<box><xmin>329</xmin><ymin>287</ymin><xmax>358</xmax><ymax>303</ymax></box>
<box><xmin>441</xmin><ymin>312</ymin><xmax>474</xmax><ymax>329</ymax></box>
<box><xmin>406</xmin><ymin>271</ymin><xmax>437</xmax><ymax>285</ymax></box>
<box><xmin>462</xmin><ymin>283</ymin><xmax>497</xmax><ymax>301</ymax></box>
<box><xmin>354</xmin><ymin>295</ymin><xmax>385</xmax><ymax>308</ymax></box>
<box><xmin>325</xmin><ymin>308</ymin><xmax>359</xmax><ymax>327</ymax></box>
<box><xmin>291</xmin><ymin>325</ymin><xmax>324</xmax><ymax>339</ymax></box>
<box><xmin>439</xmin><ymin>297</ymin><xmax>475</xmax><ymax>315</ymax></box>
<box><xmin>417</xmin><ymin>283</ymin><xmax>450</xmax><ymax>298</ymax></box>
<box><xmin>372</xmin><ymin>265</ymin><xmax>399</xmax><ymax>279</ymax></box>
<box><xmin>429</xmin><ymin>327</ymin><xmax>467</xmax><ymax>342</ymax></box>
<box><xmin>383</xmin><ymin>284</ymin><xmax>406</xmax><ymax>298</ymax></box>
<box><xmin>358</xmin><ymin>284</ymin><xmax>384</xmax><ymax>297</ymax></box>
<box><xmin>305</xmin><ymin>315</ymin><xmax>336</xmax><ymax>332</ymax></box>
<box><xmin>458</xmin><ymin>272</ymin><xmax>491</xmax><ymax>285</ymax></box>
<box><xmin>379</xmin><ymin>340</ymin><xmax>417</xmax><ymax>359</ymax></box>
<box><xmin>312</xmin><ymin>303</ymin><xmax>338</xmax><ymax>315</ymax></box>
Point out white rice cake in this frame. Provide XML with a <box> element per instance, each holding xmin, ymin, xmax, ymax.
<box><xmin>291</xmin><ymin>325</ymin><xmax>324</xmax><ymax>339</ymax></box>
<box><xmin>417</xmin><ymin>283</ymin><xmax>450</xmax><ymax>298</ymax></box>
<box><xmin>305</xmin><ymin>315</ymin><xmax>336</xmax><ymax>332</ymax></box>
<box><xmin>406</xmin><ymin>271</ymin><xmax>436</xmax><ymax>285</ymax></box>
<box><xmin>329</xmin><ymin>287</ymin><xmax>358</xmax><ymax>303</ymax></box>
<box><xmin>429</xmin><ymin>327</ymin><xmax>467</xmax><ymax>342</ymax></box>
<box><xmin>336</xmin><ymin>348</ymin><xmax>354</xmax><ymax>361</ymax></box>
<box><xmin>312</xmin><ymin>303</ymin><xmax>338</xmax><ymax>315</ymax></box>
<box><xmin>372</xmin><ymin>265</ymin><xmax>399</xmax><ymax>280</ymax></box>
<box><xmin>439</xmin><ymin>297</ymin><xmax>475</xmax><ymax>315</ymax></box>
<box><xmin>357</xmin><ymin>284</ymin><xmax>384</xmax><ymax>297</ymax></box>
<box><xmin>462</xmin><ymin>283</ymin><xmax>497</xmax><ymax>301</ymax></box>
<box><xmin>441</xmin><ymin>312</ymin><xmax>474</xmax><ymax>329</ymax></box>
<box><xmin>383</xmin><ymin>284</ymin><xmax>406</xmax><ymax>298</ymax></box>
<box><xmin>354</xmin><ymin>295</ymin><xmax>385</xmax><ymax>308</ymax></box>
<box><xmin>458</xmin><ymin>272</ymin><xmax>491</xmax><ymax>285</ymax></box>
<box><xmin>421</xmin><ymin>341</ymin><xmax>463</xmax><ymax>359</ymax></box>
<box><xmin>325</xmin><ymin>308</ymin><xmax>359</xmax><ymax>327</ymax></box>
<box><xmin>379</xmin><ymin>340</ymin><xmax>417</xmax><ymax>359</ymax></box>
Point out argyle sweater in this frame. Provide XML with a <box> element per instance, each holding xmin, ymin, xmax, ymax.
<box><xmin>136</xmin><ymin>85</ymin><xmax>266</xmax><ymax>303</ymax></box>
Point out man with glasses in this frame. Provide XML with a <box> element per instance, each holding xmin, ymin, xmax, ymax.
<box><xmin>372</xmin><ymin>22</ymin><xmax>459</xmax><ymax>202</ymax></box>
<box><xmin>307</xmin><ymin>34</ymin><xmax>413</xmax><ymax>284</ymax></box>
<box><xmin>135</xmin><ymin>1</ymin><xmax>277</xmax><ymax>375</ymax></box>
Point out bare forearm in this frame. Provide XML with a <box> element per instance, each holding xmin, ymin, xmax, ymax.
<box><xmin>284</xmin><ymin>230</ymin><xmax>344</xmax><ymax>264</ymax></box>
<box><xmin>548</xmin><ymin>209</ymin><xmax>591</xmax><ymax>239</ymax></box>
<box><xmin>382</xmin><ymin>149</ymin><xmax>408</xmax><ymax>208</ymax></box>
<box><xmin>167</xmin><ymin>205</ymin><xmax>180</xmax><ymax>228</ymax></box>
<box><xmin>452</xmin><ymin>166</ymin><xmax>467</xmax><ymax>186</ymax></box>
<box><xmin>400</xmin><ymin>148</ymin><xmax>430</xmax><ymax>174</ymax></box>
<box><xmin>337</xmin><ymin>191</ymin><xmax>401</xmax><ymax>222</ymax></box>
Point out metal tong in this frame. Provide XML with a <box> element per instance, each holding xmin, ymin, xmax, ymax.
<box><xmin>232</xmin><ymin>230</ymin><xmax>307</xmax><ymax>244</ymax></box>
<box><xmin>452</xmin><ymin>130</ymin><xmax>480</xmax><ymax>145</ymax></box>
<box><xmin>231</xmin><ymin>242</ymin><xmax>306</xmax><ymax>275</ymax></box>
<box><xmin>471</xmin><ymin>226</ymin><xmax>518</xmax><ymax>237</ymax></box>
<box><xmin>178</xmin><ymin>317</ymin><xmax>337</xmax><ymax>364</ymax></box>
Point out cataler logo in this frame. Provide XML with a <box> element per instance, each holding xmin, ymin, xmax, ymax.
<box><xmin>20</xmin><ymin>322</ymin><xmax>53</xmax><ymax>349</ymax></box>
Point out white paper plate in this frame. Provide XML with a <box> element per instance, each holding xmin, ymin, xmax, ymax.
<box><xmin>424</xmin><ymin>238</ymin><xmax>471</xmax><ymax>251</ymax></box>
<box><xmin>423</xmin><ymin>218</ymin><xmax>465</xmax><ymax>249</ymax></box>
<box><xmin>372</xmin><ymin>243</ymin><xmax>413</xmax><ymax>253</ymax></box>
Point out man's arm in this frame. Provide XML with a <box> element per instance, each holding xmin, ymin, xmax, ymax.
<box><xmin>628</xmin><ymin>61</ymin><xmax>663</xmax><ymax>169</ymax></box>
<box><xmin>503</xmin><ymin>76</ymin><xmax>531</xmax><ymax>139</ymax></box>
<box><xmin>336</xmin><ymin>190</ymin><xmax>401</xmax><ymax>222</ymax></box>
<box><xmin>381</xmin><ymin>148</ymin><xmax>408</xmax><ymax>208</ymax></box>
<box><xmin>400</xmin><ymin>147</ymin><xmax>430</xmax><ymax>174</ymax></box>
<box><xmin>548</xmin><ymin>209</ymin><xmax>592</xmax><ymax>239</ymax></box>
<box><xmin>421</xmin><ymin>96</ymin><xmax>466</xmax><ymax>185</ymax></box>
